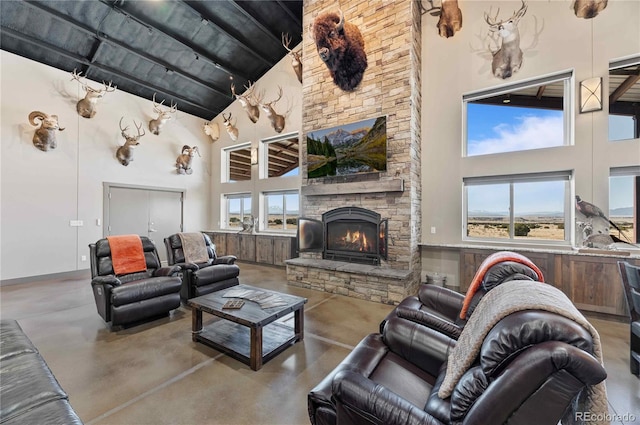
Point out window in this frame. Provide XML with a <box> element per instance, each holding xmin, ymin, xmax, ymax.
<box><xmin>609</xmin><ymin>57</ymin><xmax>640</xmax><ymax>141</ymax></box>
<box><xmin>223</xmin><ymin>193</ymin><xmax>251</xmax><ymax>229</ymax></box>
<box><xmin>610</xmin><ymin>167</ymin><xmax>639</xmax><ymax>243</ymax></box>
<box><xmin>464</xmin><ymin>71</ymin><xmax>573</xmax><ymax>156</ymax></box>
<box><xmin>223</xmin><ymin>143</ymin><xmax>251</xmax><ymax>182</ymax></box>
<box><xmin>263</xmin><ymin>191</ymin><xmax>299</xmax><ymax>232</ymax></box>
<box><xmin>464</xmin><ymin>172</ymin><xmax>571</xmax><ymax>242</ymax></box>
<box><xmin>261</xmin><ymin>133</ymin><xmax>299</xmax><ymax>178</ymax></box>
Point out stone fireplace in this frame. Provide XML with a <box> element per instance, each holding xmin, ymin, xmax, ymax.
<box><xmin>286</xmin><ymin>0</ymin><xmax>422</xmax><ymax>304</ymax></box>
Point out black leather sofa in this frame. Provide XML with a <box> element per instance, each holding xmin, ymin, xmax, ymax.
<box><xmin>89</xmin><ymin>236</ymin><xmax>183</xmax><ymax>327</ymax></box>
<box><xmin>164</xmin><ymin>233</ymin><xmax>239</xmax><ymax>300</ymax></box>
<box><xmin>0</xmin><ymin>319</ymin><xmax>83</xmax><ymax>424</ymax></box>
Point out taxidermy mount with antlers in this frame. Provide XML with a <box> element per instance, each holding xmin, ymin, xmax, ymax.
<box><xmin>231</xmin><ymin>82</ymin><xmax>262</xmax><ymax>124</ymax></box>
<box><xmin>149</xmin><ymin>93</ymin><xmax>177</xmax><ymax>135</ymax></box>
<box><xmin>485</xmin><ymin>0</ymin><xmax>528</xmax><ymax>79</ymax></box>
<box><xmin>117</xmin><ymin>117</ymin><xmax>145</xmax><ymax>166</ymax></box>
<box><xmin>203</xmin><ymin>120</ymin><xmax>219</xmax><ymax>142</ymax></box>
<box><xmin>311</xmin><ymin>9</ymin><xmax>367</xmax><ymax>91</ymax></box>
<box><xmin>29</xmin><ymin>111</ymin><xmax>65</xmax><ymax>152</ymax></box>
<box><xmin>423</xmin><ymin>0</ymin><xmax>463</xmax><ymax>38</ymax></box>
<box><xmin>222</xmin><ymin>113</ymin><xmax>239</xmax><ymax>141</ymax></box>
<box><xmin>573</xmin><ymin>0</ymin><xmax>608</xmax><ymax>19</ymax></box>
<box><xmin>176</xmin><ymin>145</ymin><xmax>201</xmax><ymax>175</ymax></box>
<box><xmin>70</xmin><ymin>69</ymin><xmax>116</xmax><ymax>118</ymax></box>
<box><xmin>282</xmin><ymin>33</ymin><xmax>302</xmax><ymax>83</ymax></box>
<box><xmin>259</xmin><ymin>87</ymin><xmax>288</xmax><ymax>133</ymax></box>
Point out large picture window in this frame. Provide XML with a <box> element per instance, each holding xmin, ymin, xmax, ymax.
<box><xmin>464</xmin><ymin>71</ymin><xmax>573</xmax><ymax>156</ymax></box>
<box><xmin>223</xmin><ymin>193</ymin><xmax>251</xmax><ymax>229</ymax></box>
<box><xmin>610</xmin><ymin>167</ymin><xmax>639</xmax><ymax>243</ymax></box>
<box><xmin>263</xmin><ymin>190</ymin><xmax>299</xmax><ymax>232</ymax></box>
<box><xmin>261</xmin><ymin>132</ymin><xmax>299</xmax><ymax>178</ymax></box>
<box><xmin>223</xmin><ymin>143</ymin><xmax>251</xmax><ymax>182</ymax></box>
<box><xmin>609</xmin><ymin>57</ymin><xmax>640</xmax><ymax>141</ymax></box>
<box><xmin>464</xmin><ymin>172</ymin><xmax>571</xmax><ymax>242</ymax></box>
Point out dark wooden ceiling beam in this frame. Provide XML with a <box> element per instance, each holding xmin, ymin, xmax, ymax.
<box><xmin>276</xmin><ymin>0</ymin><xmax>302</xmax><ymax>28</ymax></box>
<box><xmin>229</xmin><ymin>1</ymin><xmax>282</xmax><ymax>47</ymax></box>
<box><xmin>536</xmin><ymin>85</ymin><xmax>546</xmax><ymax>100</ymax></box>
<box><xmin>610</xmin><ymin>73</ymin><xmax>640</xmax><ymax>104</ymax></box>
<box><xmin>472</xmin><ymin>94</ymin><xmax>563</xmax><ymax>110</ymax></box>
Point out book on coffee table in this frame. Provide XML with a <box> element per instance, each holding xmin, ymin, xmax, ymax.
<box><xmin>222</xmin><ymin>299</ymin><xmax>245</xmax><ymax>309</ymax></box>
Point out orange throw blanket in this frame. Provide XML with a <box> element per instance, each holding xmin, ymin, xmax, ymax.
<box><xmin>106</xmin><ymin>235</ymin><xmax>147</xmax><ymax>275</ymax></box>
<box><xmin>459</xmin><ymin>251</ymin><xmax>544</xmax><ymax>319</ymax></box>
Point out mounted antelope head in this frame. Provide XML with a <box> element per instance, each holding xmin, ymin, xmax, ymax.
<box><xmin>222</xmin><ymin>113</ymin><xmax>238</xmax><ymax>141</ymax></box>
<box><xmin>573</xmin><ymin>0</ymin><xmax>608</xmax><ymax>19</ymax></box>
<box><xmin>259</xmin><ymin>86</ymin><xmax>287</xmax><ymax>134</ymax></box>
<box><xmin>176</xmin><ymin>145</ymin><xmax>201</xmax><ymax>175</ymax></box>
<box><xmin>29</xmin><ymin>111</ymin><xmax>65</xmax><ymax>152</ymax></box>
<box><xmin>117</xmin><ymin>117</ymin><xmax>145</xmax><ymax>166</ymax></box>
<box><xmin>203</xmin><ymin>120</ymin><xmax>220</xmax><ymax>142</ymax></box>
<box><xmin>282</xmin><ymin>33</ymin><xmax>302</xmax><ymax>83</ymax></box>
<box><xmin>149</xmin><ymin>93</ymin><xmax>177</xmax><ymax>135</ymax></box>
<box><xmin>70</xmin><ymin>69</ymin><xmax>116</xmax><ymax>118</ymax></box>
<box><xmin>485</xmin><ymin>0</ymin><xmax>528</xmax><ymax>79</ymax></box>
<box><xmin>231</xmin><ymin>82</ymin><xmax>262</xmax><ymax>123</ymax></box>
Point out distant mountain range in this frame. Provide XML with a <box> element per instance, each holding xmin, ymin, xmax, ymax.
<box><xmin>610</xmin><ymin>207</ymin><xmax>634</xmax><ymax>216</ymax></box>
<box><xmin>326</xmin><ymin>128</ymin><xmax>369</xmax><ymax>148</ymax></box>
<box><xmin>469</xmin><ymin>206</ymin><xmax>633</xmax><ymax>217</ymax></box>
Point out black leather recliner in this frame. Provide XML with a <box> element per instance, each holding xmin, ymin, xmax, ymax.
<box><xmin>309</xmin><ymin>309</ymin><xmax>607</xmax><ymax>425</ymax></box>
<box><xmin>89</xmin><ymin>236</ymin><xmax>182</xmax><ymax>328</ymax></box>
<box><xmin>618</xmin><ymin>261</ymin><xmax>640</xmax><ymax>376</ymax></box>
<box><xmin>164</xmin><ymin>233</ymin><xmax>240</xmax><ymax>301</ymax></box>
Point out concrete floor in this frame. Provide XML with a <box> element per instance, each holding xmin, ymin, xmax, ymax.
<box><xmin>1</xmin><ymin>262</ymin><xmax>638</xmax><ymax>424</ymax></box>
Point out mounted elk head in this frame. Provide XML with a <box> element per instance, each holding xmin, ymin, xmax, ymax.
<box><xmin>231</xmin><ymin>82</ymin><xmax>262</xmax><ymax>124</ymax></box>
<box><xmin>28</xmin><ymin>111</ymin><xmax>65</xmax><ymax>152</ymax></box>
<box><xmin>437</xmin><ymin>0</ymin><xmax>463</xmax><ymax>38</ymax></box>
<box><xmin>222</xmin><ymin>113</ymin><xmax>239</xmax><ymax>141</ymax></box>
<box><xmin>203</xmin><ymin>120</ymin><xmax>220</xmax><ymax>142</ymax></box>
<box><xmin>311</xmin><ymin>9</ymin><xmax>367</xmax><ymax>91</ymax></box>
<box><xmin>149</xmin><ymin>93</ymin><xmax>177</xmax><ymax>135</ymax></box>
<box><xmin>117</xmin><ymin>117</ymin><xmax>145</xmax><ymax>166</ymax></box>
<box><xmin>259</xmin><ymin>86</ymin><xmax>287</xmax><ymax>133</ymax></box>
<box><xmin>573</xmin><ymin>0</ymin><xmax>608</xmax><ymax>19</ymax></box>
<box><xmin>70</xmin><ymin>69</ymin><xmax>116</xmax><ymax>118</ymax></box>
<box><xmin>176</xmin><ymin>145</ymin><xmax>201</xmax><ymax>175</ymax></box>
<box><xmin>485</xmin><ymin>0</ymin><xmax>528</xmax><ymax>79</ymax></box>
<box><xmin>282</xmin><ymin>33</ymin><xmax>302</xmax><ymax>83</ymax></box>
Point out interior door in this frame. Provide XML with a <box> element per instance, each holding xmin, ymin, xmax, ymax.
<box><xmin>106</xmin><ymin>185</ymin><xmax>183</xmax><ymax>263</ymax></box>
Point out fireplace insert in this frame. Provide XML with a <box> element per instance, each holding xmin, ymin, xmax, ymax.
<box><xmin>298</xmin><ymin>207</ymin><xmax>388</xmax><ymax>265</ymax></box>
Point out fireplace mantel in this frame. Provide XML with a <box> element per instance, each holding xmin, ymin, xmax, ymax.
<box><xmin>301</xmin><ymin>178</ymin><xmax>404</xmax><ymax>196</ymax></box>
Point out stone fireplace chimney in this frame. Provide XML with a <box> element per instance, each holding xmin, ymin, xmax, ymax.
<box><xmin>287</xmin><ymin>0</ymin><xmax>422</xmax><ymax>304</ymax></box>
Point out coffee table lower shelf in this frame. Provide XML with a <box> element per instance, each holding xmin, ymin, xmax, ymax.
<box><xmin>193</xmin><ymin>319</ymin><xmax>298</xmax><ymax>370</ymax></box>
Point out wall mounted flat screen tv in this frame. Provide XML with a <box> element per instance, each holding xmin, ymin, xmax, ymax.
<box><xmin>307</xmin><ymin>116</ymin><xmax>387</xmax><ymax>179</ymax></box>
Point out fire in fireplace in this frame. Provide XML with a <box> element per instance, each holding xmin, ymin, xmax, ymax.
<box><xmin>298</xmin><ymin>207</ymin><xmax>388</xmax><ymax>265</ymax></box>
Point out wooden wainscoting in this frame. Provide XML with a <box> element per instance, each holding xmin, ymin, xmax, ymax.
<box><xmin>204</xmin><ymin>232</ymin><xmax>296</xmax><ymax>267</ymax></box>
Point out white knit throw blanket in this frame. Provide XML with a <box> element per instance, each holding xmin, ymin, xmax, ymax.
<box><xmin>437</xmin><ymin>280</ymin><xmax>609</xmax><ymax>425</ymax></box>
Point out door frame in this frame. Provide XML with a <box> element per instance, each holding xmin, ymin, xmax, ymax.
<box><xmin>102</xmin><ymin>182</ymin><xmax>186</xmax><ymax>238</ymax></box>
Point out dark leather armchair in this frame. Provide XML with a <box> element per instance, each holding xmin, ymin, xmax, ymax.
<box><xmin>164</xmin><ymin>233</ymin><xmax>239</xmax><ymax>300</ymax></box>
<box><xmin>309</xmin><ymin>307</ymin><xmax>607</xmax><ymax>425</ymax></box>
<box><xmin>89</xmin><ymin>236</ymin><xmax>182</xmax><ymax>328</ymax></box>
<box><xmin>618</xmin><ymin>261</ymin><xmax>640</xmax><ymax>376</ymax></box>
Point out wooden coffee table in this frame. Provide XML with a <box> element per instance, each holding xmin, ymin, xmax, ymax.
<box><xmin>188</xmin><ymin>284</ymin><xmax>307</xmax><ymax>371</ymax></box>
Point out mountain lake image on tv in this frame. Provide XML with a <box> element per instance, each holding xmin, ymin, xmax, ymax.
<box><xmin>307</xmin><ymin>116</ymin><xmax>387</xmax><ymax>179</ymax></box>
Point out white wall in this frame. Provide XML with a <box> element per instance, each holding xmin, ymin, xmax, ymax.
<box><xmin>209</xmin><ymin>48</ymin><xmax>303</xmax><ymax>232</ymax></box>
<box><xmin>421</xmin><ymin>0</ymin><xmax>640</xmax><ymax>246</ymax></box>
<box><xmin>1</xmin><ymin>51</ymin><xmax>213</xmax><ymax>280</ymax></box>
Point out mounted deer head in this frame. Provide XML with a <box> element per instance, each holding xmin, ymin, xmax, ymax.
<box><xmin>222</xmin><ymin>112</ymin><xmax>238</xmax><ymax>141</ymax></box>
<box><xmin>70</xmin><ymin>69</ymin><xmax>116</xmax><ymax>118</ymax></box>
<box><xmin>29</xmin><ymin>111</ymin><xmax>65</xmax><ymax>152</ymax></box>
<box><xmin>117</xmin><ymin>117</ymin><xmax>145</xmax><ymax>166</ymax></box>
<box><xmin>258</xmin><ymin>86</ymin><xmax>287</xmax><ymax>133</ymax></box>
<box><xmin>485</xmin><ymin>0</ymin><xmax>528</xmax><ymax>79</ymax></box>
<box><xmin>149</xmin><ymin>93</ymin><xmax>177</xmax><ymax>135</ymax></box>
<box><xmin>282</xmin><ymin>33</ymin><xmax>302</xmax><ymax>83</ymax></box>
<box><xmin>176</xmin><ymin>145</ymin><xmax>201</xmax><ymax>175</ymax></box>
<box><xmin>437</xmin><ymin>0</ymin><xmax>463</xmax><ymax>38</ymax></box>
<box><xmin>573</xmin><ymin>0</ymin><xmax>608</xmax><ymax>19</ymax></box>
<box><xmin>203</xmin><ymin>120</ymin><xmax>220</xmax><ymax>142</ymax></box>
<box><xmin>231</xmin><ymin>82</ymin><xmax>262</xmax><ymax>123</ymax></box>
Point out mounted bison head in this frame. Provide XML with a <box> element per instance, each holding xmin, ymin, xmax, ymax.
<box><xmin>311</xmin><ymin>10</ymin><xmax>367</xmax><ymax>91</ymax></box>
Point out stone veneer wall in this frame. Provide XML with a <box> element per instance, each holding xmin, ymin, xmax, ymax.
<box><xmin>287</xmin><ymin>0</ymin><xmax>422</xmax><ymax>304</ymax></box>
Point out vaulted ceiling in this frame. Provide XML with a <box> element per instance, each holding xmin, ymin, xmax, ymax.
<box><xmin>0</xmin><ymin>0</ymin><xmax>303</xmax><ymax>120</ymax></box>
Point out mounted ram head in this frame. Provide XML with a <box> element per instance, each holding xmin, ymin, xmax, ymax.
<box><xmin>28</xmin><ymin>111</ymin><xmax>65</xmax><ymax>152</ymax></box>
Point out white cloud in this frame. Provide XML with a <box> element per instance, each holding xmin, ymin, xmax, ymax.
<box><xmin>468</xmin><ymin>114</ymin><xmax>564</xmax><ymax>156</ymax></box>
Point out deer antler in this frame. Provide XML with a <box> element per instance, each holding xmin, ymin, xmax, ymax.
<box><xmin>71</xmin><ymin>69</ymin><xmax>89</xmax><ymax>91</ymax></box>
<box><xmin>511</xmin><ymin>0</ymin><xmax>528</xmax><ymax>22</ymax></box>
<box><xmin>102</xmin><ymin>80</ymin><xmax>117</xmax><ymax>93</ymax></box>
<box><xmin>266</xmin><ymin>86</ymin><xmax>283</xmax><ymax>106</ymax></box>
<box><xmin>134</xmin><ymin>120</ymin><xmax>145</xmax><ymax>138</ymax></box>
<box><xmin>484</xmin><ymin>6</ymin><xmax>501</xmax><ymax>27</ymax></box>
<box><xmin>282</xmin><ymin>33</ymin><xmax>293</xmax><ymax>52</ymax></box>
<box><xmin>119</xmin><ymin>116</ymin><xmax>129</xmax><ymax>137</ymax></box>
<box><xmin>152</xmin><ymin>93</ymin><xmax>165</xmax><ymax>112</ymax></box>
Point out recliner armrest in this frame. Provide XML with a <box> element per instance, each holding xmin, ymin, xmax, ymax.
<box><xmin>91</xmin><ymin>275</ymin><xmax>121</xmax><ymax>287</ymax></box>
<box><xmin>417</xmin><ymin>285</ymin><xmax>464</xmax><ymax>322</ymax></box>
<box><xmin>396</xmin><ymin>306</ymin><xmax>463</xmax><ymax>340</ymax></box>
<box><xmin>154</xmin><ymin>265</ymin><xmax>181</xmax><ymax>277</ymax></box>
<box><xmin>332</xmin><ymin>370</ymin><xmax>444</xmax><ymax>425</ymax></box>
<box><xmin>214</xmin><ymin>255</ymin><xmax>237</xmax><ymax>265</ymax></box>
<box><xmin>175</xmin><ymin>262</ymin><xmax>198</xmax><ymax>272</ymax></box>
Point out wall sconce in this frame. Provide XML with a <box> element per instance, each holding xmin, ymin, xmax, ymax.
<box><xmin>250</xmin><ymin>148</ymin><xmax>258</xmax><ymax>165</ymax></box>
<box><xmin>580</xmin><ymin>77</ymin><xmax>603</xmax><ymax>113</ymax></box>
